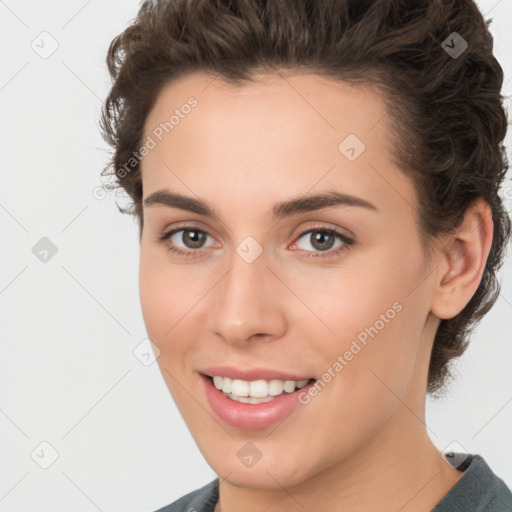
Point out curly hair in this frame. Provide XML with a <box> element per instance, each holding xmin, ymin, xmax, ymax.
<box><xmin>99</xmin><ymin>0</ymin><xmax>511</xmax><ymax>394</ymax></box>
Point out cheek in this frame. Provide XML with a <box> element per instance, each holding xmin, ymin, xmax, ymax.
<box><xmin>139</xmin><ymin>251</ymin><xmax>169</xmax><ymax>339</ymax></box>
<box><xmin>139</xmin><ymin>253</ymin><xmax>195</xmax><ymax>408</ymax></box>
<box><xmin>139</xmin><ymin>241</ymin><xmax>190</xmax><ymax>317</ymax></box>
<box><xmin>138</xmin><ymin>243</ymin><xmax>219</xmax><ymax>386</ymax></box>
<box><xmin>139</xmin><ymin>246</ymin><xmax>192</xmax><ymax>354</ymax></box>
<box><xmin>309</xmin><ymin>244</ymin><xmax>428</xmax><ymax>389</ymax></box>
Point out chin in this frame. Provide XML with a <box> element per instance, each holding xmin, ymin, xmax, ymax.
<box><xmin>215</xmin><ymin>461</ymin><xmax>313</xmax><ymax>490</ymax></box>
<box><xmin>195</xmin><ymin>435</ymin><xmax>328</xmax><ymax>491</ymax></box>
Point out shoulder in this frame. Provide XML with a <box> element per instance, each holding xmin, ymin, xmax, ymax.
<box><xmin>433</xmin><ymin>454</ymin><xmax>512</xmax><ymax>511</ymax></box>
<box><xmin>151</xmin><ymin>478</ymin><xmax>219</xmax><ymax>512</ymax></box>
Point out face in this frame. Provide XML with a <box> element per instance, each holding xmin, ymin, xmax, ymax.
<box><xmin>139</xmin><ymin>71</ymin><xmax>440</xmax><ymax>488</ymax></box>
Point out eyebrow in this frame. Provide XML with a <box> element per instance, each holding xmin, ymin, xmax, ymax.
<box><xmin>143</xmin><ymin>189</ymin><xmax>378</xmax><ymax>220</ymax></box>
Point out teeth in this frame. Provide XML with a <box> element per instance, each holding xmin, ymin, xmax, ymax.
<box><xmin>283</xmin><ymin>380</ymin><xmax>296</xmax><ymax>393</ymax></box>
<box><xmin>249</xmin><ymin>380</ymin><xmax>268</xmax><ymax>398</ymax></box>
<box><xmin>231</xmin><ymin>379</ymin><xmax>249</xmax><ymax>397</ymax></box>
<box><xmin>213</xmin><ymin>375</ymin><xmax>223</xmax><ymax>390</ymax></box>
<box><xmin>226</xmin><ymin>394</ymin><xmax>275</xmax><ymax>404</ymax></box>
<box><xmin>269</xmin><ymin>379</ymin><xmax>284</xmax><ymax>396</ymax></box>
<box><xmin>211</xmin><ymin>376</ymin><xmax>310</xmax><ymax>400</ymax></box>
<box><xmin>222</xmin><ymin>376</ymin><xmax>232</xmax><ymax>394</ymax></box>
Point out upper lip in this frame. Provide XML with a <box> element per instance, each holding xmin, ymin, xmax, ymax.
<box><xmin>199</xmin><ymin>366</ymin><xmax>314</xmax><ymax>382</ymax></box>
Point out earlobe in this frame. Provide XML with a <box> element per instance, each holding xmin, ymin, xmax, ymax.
<box><xmin>431</xmin><ymin>199</ymin><xmax>494</xmax><ymax>320</ymax></box>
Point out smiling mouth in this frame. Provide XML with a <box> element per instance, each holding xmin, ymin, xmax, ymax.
<box><xmin>205</xmin><ymin>375</ymin><xmax>316</xmax><ymax>404</ymax></box>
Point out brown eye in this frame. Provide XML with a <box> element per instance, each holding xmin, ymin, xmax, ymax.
<box><xmin>158</xmin><ymin>228</ymin><xmax>216</xmax><ymax>257</ymax></box>
<box><xmin>308</xmin><ymin>231</ymin><xmax>336</xmax><ymax>251</ymax></box>
<box><xmin>292</xmin><ymin>228</ymin><xmax>354</xmax><ymax>258</ymax></box>
<box><xmin>178</xmin><ymin>229</ymin><xmax>207</xmax><ymax>249</ymax></box>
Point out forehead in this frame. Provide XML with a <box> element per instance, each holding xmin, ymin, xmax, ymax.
<box><xmin>140</xmin><ymin>71</ymin><xmax>416</xmax><ymax>221</ymax></box>
<box><xmin>142</xmin><ymin>70</ymin><xmax>389</xmax><ymax>143</ymax></box>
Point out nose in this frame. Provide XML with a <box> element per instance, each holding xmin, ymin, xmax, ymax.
<box><xmin>207</xmin><ymin>248</ymin><xmax>287</xmax><ymax>346</ymax></box>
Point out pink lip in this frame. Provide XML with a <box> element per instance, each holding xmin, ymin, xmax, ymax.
<box><xmin>199</xmin><ymin>365</ymin><xmax>313</xmax><ymax>381</ymax></box>
<box><xmin>200</xmin><ymin>374</ymin><xmax>316</xmax><ymax>430</ymax></box>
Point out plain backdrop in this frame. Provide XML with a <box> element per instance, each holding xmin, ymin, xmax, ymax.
<box><xmin>1</xmin><ymin>1</ymin><xmax>511</xmax><ymax>510</ymax></box>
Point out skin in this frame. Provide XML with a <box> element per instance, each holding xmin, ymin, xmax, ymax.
<box><xmin>138</xmin><ymin>70</ymin><xmax>493</xmax><ymax>511</ymax></box>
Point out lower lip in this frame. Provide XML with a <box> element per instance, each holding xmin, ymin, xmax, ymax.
<box><xmin>201</xmin><ymin>374</ymin><xmax>315</xmax><ymax>430</ymax></box>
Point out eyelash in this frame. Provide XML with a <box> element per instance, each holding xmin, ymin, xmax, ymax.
<box><xmin>156</xmin><ymin>225</ymin><xmax>355</xmax><ymax>260</ymax></box>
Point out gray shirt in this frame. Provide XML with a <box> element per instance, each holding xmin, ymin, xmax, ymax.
<box><xmin>154</xmin><ymin>454</ymin><xmax>512</xmax><ymax>511</ymax></box>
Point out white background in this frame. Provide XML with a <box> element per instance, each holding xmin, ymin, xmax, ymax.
<box><xmin>1</xmin><ymin>1</ymin><xmax>511</xmax><ymax>510</ymax></box>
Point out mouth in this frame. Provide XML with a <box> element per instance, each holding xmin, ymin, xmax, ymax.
<box><xmin>199</xmin><ymin>372</ymin><xmax>317</xmax><ymax>429</ymax></box>
<box><xmin>205</xmin><ymin>374</ymin><xmax>315</xmax><ymax>404</ymax></box>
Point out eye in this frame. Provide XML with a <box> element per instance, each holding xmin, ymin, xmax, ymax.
<box><xmin>156</xmin><ymin>224</ymin><xmax>354</xmax><ymax>259</ymax></box>
<box><xmin>158</xmin><ymin>227</ymin><xmax>218</xmax><ymax>257</ymax></box>
<box><xmin>291</xmin><ymin>227</ymin><xmax>354</xmax><ymax>259</ymax></box>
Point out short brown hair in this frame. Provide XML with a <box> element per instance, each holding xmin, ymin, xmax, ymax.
<box><xmin>99</xmin><ymin>0</ymin><xmax>511</xmax><ymax>394</ymax></box>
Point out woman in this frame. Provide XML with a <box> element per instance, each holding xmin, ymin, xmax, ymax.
<box><xmin>99</xmin><ymin>0</ymin><xmax>512</xmax><ymax>510</ymax></box>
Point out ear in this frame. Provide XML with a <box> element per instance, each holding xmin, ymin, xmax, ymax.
<box><xmin>430</xmin><ymin>198</ymin><xmax>494</xmax><ymax>320</ymax></box>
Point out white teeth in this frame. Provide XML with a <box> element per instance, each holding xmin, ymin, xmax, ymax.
<box><xmin>268</xmin><ymin>379</ymin><xmax>284</xmax><ymax>396</ymax></box>
<box><xmin>210</xmin><ymin>375</ymin><xmax>311</xmax><ymax>401</ymax></box>
<box><xmin>226</xmin><ymin>393</ymin><xmax>274</xmax><ymax>404</ymax></box>
<box><xmin>213</xmin><ymin>376</ymin><xmax>223</xmax><ymax>390</ymax></box>
<box><xmin>222</xmin><ymin>376</ymin><xmax>232</xmax><ymax>394</ymax></box>
<box><xmin>283</xmin><ymin>380</ymin><xmax>296</xmax><ymax>393</ymax></box>
<box><xmin>231</xmin><ymin>379</ymin><xmax>249</xmax><ymax>397</ymax></box>
<box><xmin>249</xmin><ymin>380</ymin><xmax>268</xmax><ymax>398</ymax></box>
<box><xmin>296</xmin><ymin>379</ymin><xmax>309</xmax><ymax>388</ymax></box>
